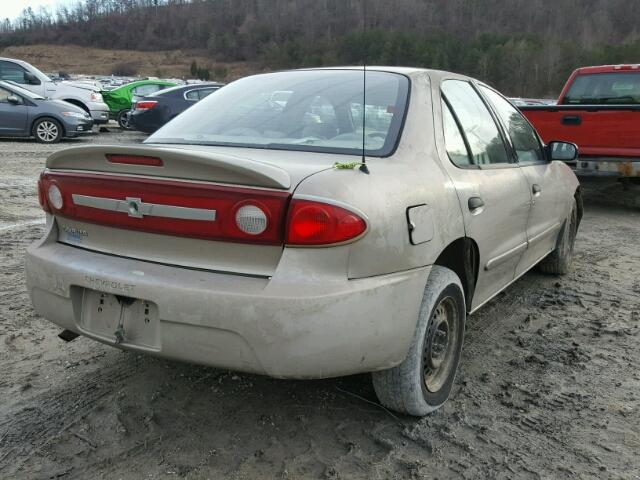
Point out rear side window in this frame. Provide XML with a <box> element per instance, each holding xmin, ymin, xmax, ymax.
<box><xmin>186</xmin><ymin>87</ymin><xmax>218</xmax><ymax>101</ymax></box>
<box><xmin>197</xmin><ymin>87</ymin><xmax>218</xmax><ymax>99</ymax></box>
<box><xmin>479</xmin><ymin>86</ymin><xmax>545</xmax><ymax>163</ymax></box>
<box><xmin>0</xmin><ymin>61</ymin><xmax>27</xmax><ymax>84</ymax></box>
<box><xmin>185</xmin><ymin>89</ymin><xmax>200</xmax><ymax>101</ymax></box>
<box><xmin>133</xmin><ymin>84</ymin><xmax>164</xmax><ymax>96</ymax></box>
<box><xmin>442</xmin><ymin>100</ymin><xmax>471</xmax><ymax>167</ymax></box>
<box><xmin>441</xmin><ymin>80</ymin><xmax>510</xmax><ymax>165</ymax></box>
<box><xmin>564</xmin><ymin>72</ymin><xmax>640</xmax><ymax>104</ymax></box>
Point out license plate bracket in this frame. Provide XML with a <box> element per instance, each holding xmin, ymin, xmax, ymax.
<box><xmin>80</xmin><ymin>289</ymin><xmax>160</xmax><ymax>350</ymax></box>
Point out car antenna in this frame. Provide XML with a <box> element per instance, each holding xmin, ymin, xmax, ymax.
<box><xmin>359</xmin><ymin>0</ymin><xmax>370</xmax><ymax>174</ymax></box>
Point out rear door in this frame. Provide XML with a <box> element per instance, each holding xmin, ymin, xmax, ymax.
<box><xmin>438</xmin><ymin>80</ymin><xmax>532</xmax><ymax>310</ymax></box>
<box><xmin>479</xmin><ymin>85</ymin><xmax>563</xmax><ymax>276</ymax></box>
<box><xmin>0</xmin><ymin>87</ymin><xmax>28</xmax><ymax>134</ymax></box>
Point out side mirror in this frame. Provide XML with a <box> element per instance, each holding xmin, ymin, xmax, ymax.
<box><xmin>23</xmin><ymin>72</ymin><xmax>41</xmax><ymax>85</ymax></box>
<box><xmin>7</xmin><ymin>95</ymin><xmax>22</xmax><ymax>105</ymax></box>
<box><xmin>548</xmin><ymin>141</ymin><xmax>578</xmax><ymax>161</ymax></box>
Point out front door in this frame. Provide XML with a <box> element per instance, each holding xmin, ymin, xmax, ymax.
<box><xmin>0</xmin><ymin>87</ymin><xmax>28</xmax><ymax>135</ymax></box>
<box><xmin>478</xmin><ymin>85</ymin><xmax>564</xmax><ymax>276</ymax></box>
<box><xmin>438</xmin><ymin>79</ymin><xmax>532</xmax><ymax>311</ymax></box>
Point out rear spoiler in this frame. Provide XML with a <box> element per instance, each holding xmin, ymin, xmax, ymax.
<box><xmin>46</xmin><ymin>144</ymin><xmax>291</xmax><ymax>190</ymax></box>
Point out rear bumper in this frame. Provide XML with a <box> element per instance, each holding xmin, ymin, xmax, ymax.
<box><xmin>570</xmin><ymin>157</ymin><xmax>640</xmax><ymax>177</ymax></box>
<box><xmin>25</xmin><ymin>222</ymin><xmax>428</xmax><ymax>379</ymax></box>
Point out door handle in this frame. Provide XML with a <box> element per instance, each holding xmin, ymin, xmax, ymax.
<box><xmin>468</xmin><ymin>196</ymin><xmax>485</xmax><ymax>214</ymax></box>
<box><xmin>532</xmin><ymin>184</ymin><xmax>542</xmax><ymax>196</ymax></box>
<box><xmin>561</xmin><ymin>115</ymin><xmax>582</xmax><ymax>126</ymax></box>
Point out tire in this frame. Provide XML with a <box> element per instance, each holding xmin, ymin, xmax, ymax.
<box><xmin>117</xmin><ymin>109</ymin><xmax>132</xmax><ymax>130</ymax></box>
<box><xmin>32</xmin><ymin>118</ymin><xmax>63</xmax><ymax>144</ymax></box>
<box><xmin>538</xmin><ymin>198</ymin><xmax>578</xmax><ymax>275</ymax></box>
<box><xmin>372</xmin><ymin>266</ymin><xmax>466</xmax><ymax>416</ymax></box>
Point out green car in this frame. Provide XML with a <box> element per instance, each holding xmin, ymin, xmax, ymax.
<box><xmin>102</xmin><ymin>80</ymin><xmax>177</xmax><ymax>129</ymax></box>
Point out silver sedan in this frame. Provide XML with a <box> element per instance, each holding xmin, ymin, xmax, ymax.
<box><xmin>26</xmin><ymin>67</ymin><xmax>581</xmax><ymax>416</ymax></box>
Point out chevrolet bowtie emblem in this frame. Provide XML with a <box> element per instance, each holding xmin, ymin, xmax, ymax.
<box><xmin>125</xmin><ymin>197</ymin><xmax>144</xmax><ymax>218</ymax></box>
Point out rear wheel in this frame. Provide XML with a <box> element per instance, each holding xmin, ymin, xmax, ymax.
<box><xmin>117</xmin><ymin>109</ymin><xmax>132</xmax><ymax>130</ymax></box>
<box><xmin>538</xmin><ymin>198</ymin><xmax>578</xmax><ymax>275</ymax></box>
<box><xmin>372</xmin><ymin>266</ymin><xmax>466</xmax><ymax>416</ymax></box>
<box><xmin>32</xmin><ymin>118</ymin><xmax>63</xmax><ymax>144</ymax></box>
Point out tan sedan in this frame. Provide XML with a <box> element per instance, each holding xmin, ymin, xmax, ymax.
<box><xmin>26</xmin><ymin>67</ymin><xmax>581</xmax><ymax>416</ymax></box>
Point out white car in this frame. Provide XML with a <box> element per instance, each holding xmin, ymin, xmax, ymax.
<box><xmin>0</xmin><ymin>57</ymin><xmax>110</xmax><ymax>124</ymax></box>
<box><xmin>26</xmin><ymin>67</ymin><xmax>581</xmax><ymax>416</ymax></box>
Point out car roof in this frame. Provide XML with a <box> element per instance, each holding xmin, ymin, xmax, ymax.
<box><xmin>154</xmin><ymin>83</ymin><xmax>223</xmax><ymax>95</ymax></box>
<box><xmin>289</xmin><ymin>66</ymin><xmax>472</xmax><ymax>82</ymax></box>
<box><xmin>115</xmin><ymin>79</ymin><xmax>177</xmax><ymax>91</ymax></box>
<box><xmin>0</xmin><ymin>57</ymin><xmax>31</xmax><ymax>67</ymax></box>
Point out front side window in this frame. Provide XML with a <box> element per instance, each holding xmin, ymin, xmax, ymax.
<box><xmin>0</xmin><ymin>61</ymin><xmax>27</xmax><ymax>84</ymax></box>
<box><xmin>564</xmin><ymin>72</ymin><xmax>640</xmax><ymax>105</ymax></box>
<box><xmin>147</xmin><ymin>70</ymin><xmax>410</xmax><ymax>157</ymax></box>
<box><xmin>441</xmin><ymin>80</ymin><xmax>510</xmax><ymax>165</ymax></box>
<box><xmin>442</xmin><ymin>100</ymin><xmax>471</xmax><ymax>167</ymax></box>
<box><xmin>480</xmin><ymin>86</ymin><xmax>545</xmax><ymax>163</ymax></box>
<box><xmin>0</xmin><ymin>87</ymin><xmax>11</xmax><ymax>103</ymax></box>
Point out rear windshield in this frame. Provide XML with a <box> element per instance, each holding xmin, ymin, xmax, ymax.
<box><xmin>146</xmin><ymin>70</ymin><xmax>409</xmax><ymax>157</ymax></box>
<box><xmin>564</xmin><ymin>72</ymin><xmax>640</xmax><ymax>105</ymax></box>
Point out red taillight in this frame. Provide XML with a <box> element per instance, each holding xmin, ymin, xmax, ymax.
<box><xmin>134</xmin><ymin>100</ymin><xmax>158</xmax><ymax>111</ymax></box>
<box><xmin>38</xmin><ymin>172</ymin><xmax>290</xmax><ymax>245</ymax></box>
<box><xmin>106</xmin><ymin>154</ymin><xmax>163</xmax><ymax>167</ymax></box>
<box><xmin>286</xmin><ymin>199</ymin><xmax>367</xmax><ymax>246</ymax></box>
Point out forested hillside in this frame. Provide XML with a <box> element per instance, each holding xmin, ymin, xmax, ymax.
<box><xmin>2</xmin><ymin>0</ymin><xmax>640</xmax><ymax>96</ymax></box>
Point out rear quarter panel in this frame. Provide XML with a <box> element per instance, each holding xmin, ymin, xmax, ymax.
<box><xmin>291</xmin><ymin>72</ymin><xmax>466</xmax><ymax>280</ymax></box>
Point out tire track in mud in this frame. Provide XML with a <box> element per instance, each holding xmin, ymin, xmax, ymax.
<box><xmin>0</xmin><ymin>353</ymin><xmax>140</xmax><ymax>476</ymax></box>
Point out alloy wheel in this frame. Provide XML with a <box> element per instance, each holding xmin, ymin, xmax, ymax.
<box><xmin>36</xmin><ymin>121</ymin><xmax>59</xmax><ymax>143</ymax></box>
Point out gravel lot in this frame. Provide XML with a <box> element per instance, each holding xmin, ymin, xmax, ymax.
<box><xmin>1</xmin><ymin>129</ymin><xmax>639</xmax><ymax>480</ymax></box>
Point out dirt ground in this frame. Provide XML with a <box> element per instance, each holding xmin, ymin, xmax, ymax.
<box><xmin>1</xmin><ymin>129</ymin><xmax>639</xmax><ymax>480</ymax></box>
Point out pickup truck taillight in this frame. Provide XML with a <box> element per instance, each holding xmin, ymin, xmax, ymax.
<box><xmin>286</xmin><ymin>199</ymin><xmax>367</xmax><ymax>246</ymax></box>
<box><xmin>135</xmin><ymin>100</ymin><xmax>158</xmax><ymax>111</ymax></box>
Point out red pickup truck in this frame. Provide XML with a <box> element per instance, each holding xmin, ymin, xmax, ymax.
<box><xmin>520</xmin><ymin>65</ymin><xmax>640</xmax><ymax>178</ymax></box>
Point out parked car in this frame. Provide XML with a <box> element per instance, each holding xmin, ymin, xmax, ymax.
<box><xmin>129</xmin><ymin>83</ymin><xmax>223</xmax><ymax>133</ymax></box>
<box><xmin>26</xmin><ymin>67</ymin><xmax>581</xmax><ymax>416</ymax></box>
<box><xmin>101</xmin><ymin>79</ymin><xmax>177</xmax><ymax>129</ymax></box>
<box><xmin>519</xmin><ymin>64</ymin><xmax>640</xmax><ymax>178</ymax></box>
<box><xmin>0</xmin><ymin>57</ymin><xmax>109</xmax><ymax>124</ymax></box>
<box><xmin>0</xmin><ymin>80</ymin><xmax>93</xmax><ymax>143</ymax></box>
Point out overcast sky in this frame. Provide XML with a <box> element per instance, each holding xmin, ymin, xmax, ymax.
<box><xmin>3</xmin><ymin>0</ymin><xmax>75</xmax><ymax>21</ymax></box>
